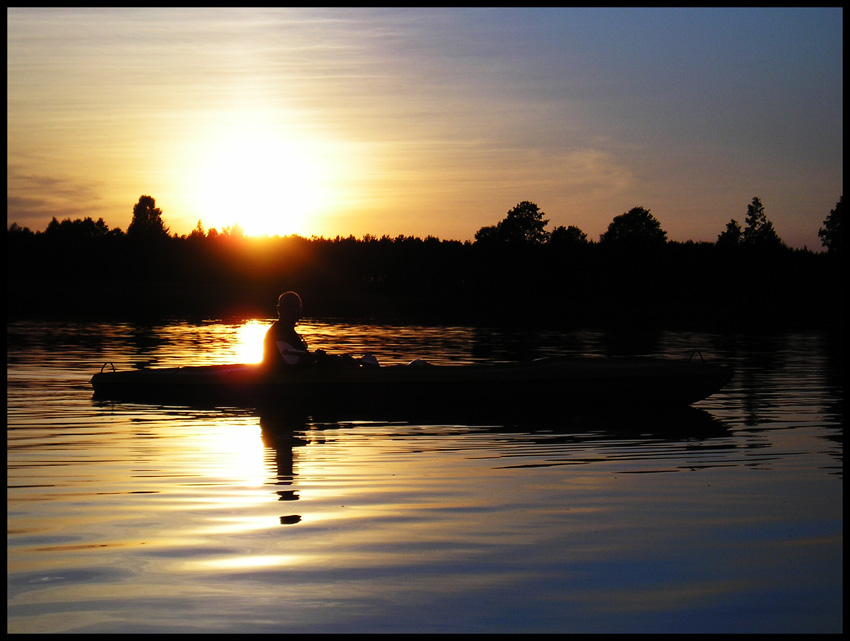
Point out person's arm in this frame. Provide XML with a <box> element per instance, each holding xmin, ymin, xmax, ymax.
<box><xmin>276</xmin><ymin>341</ymin><xmax>311</xmax><ymax>366</ymax></box>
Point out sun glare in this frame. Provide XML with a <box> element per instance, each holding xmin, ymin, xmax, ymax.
<box><xmin>234</xmin><ymin>320</ymin><xmax>269</xmax><ymax>364</ymax></box>
<box><xmin>189</xmin><ymin>120</ymin><xmax>331</xmax><ymax>237</ymax></box>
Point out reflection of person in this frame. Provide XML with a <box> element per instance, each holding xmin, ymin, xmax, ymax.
<box><xmin>263</xmin><ymin>291</ymin><xmax>311</xmax><ymax>369</ymax></box>
<box><xmin>259</xmin><ymin>410</ymin><xmax>305</xmax><ymax>526</ymax></box>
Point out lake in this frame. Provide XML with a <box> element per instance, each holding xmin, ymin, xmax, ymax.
<box><xmin>6</xmin><ymin>319</ymin><xmax>843</xmax><ymax>633</ymax></box>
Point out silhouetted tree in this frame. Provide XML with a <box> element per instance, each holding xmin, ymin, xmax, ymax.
<box><xmin>43</xmin><ymin>216</ymin><xmax>116</xmax><ymax>240</ymax></box>
<box><xmin>188</xmin><ymin>220</ymin><xmax>206</xmax><ymax>240</ymax></box>
<box><xmin>7</xmin><ymin>197</ymin><xmax>841</xmax><ymax>327</ymax></box>
<box><xmin>474</xmin><ymin>201</ymin><xmax>549</xmax><ymax>245</ymax></box>
<box><xmin>500</xmin><ymin>201</ymin><xmax>549</xmax><ymax>244</ymax></box>
<box><xmin>716</xmin><ymin>218</ymin><xmax>742</xmax><ymax>248</ymax></box>
<box><xmin>818</xmin><ymin>196</ymin><xmax>843</xmax><ymax>255</ymax></box>
<box><xmin>7</xmin><ymin>222</ymin><xmax>34</xmax><ymax>237</ymax></box>
<box><xmin>550</xmin><ymin>225</ymin><xmax>588</xmax><ymax>246</ymax></box>
<box><xmin>599</xmin><ymin>206</ymin><xmax>667</xmax><ymax>247</ymax></box>
<box><xmin>222</xmin><ymin>223</ymin><xmax>245</xmax><ymax>240</ymax></box>
<box><xmin>741</xmin><ymin>196</ymin><xmax>784</xmax><ymax>248</ymax></box>
<box><xmin>127</xmin><ymin>195</ymin><xmax>170</xmax><ymax>240</ymax></box>
<box><xmin>474</xmin><ymin>224</ymin><xmax>499</xmax><ymax>244</ymax></box>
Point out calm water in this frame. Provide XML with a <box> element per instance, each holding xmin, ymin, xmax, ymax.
<box><xmin>6</xmin><ymin>319</ymin><xmax>843</xmax><ymax>633</ymax></box>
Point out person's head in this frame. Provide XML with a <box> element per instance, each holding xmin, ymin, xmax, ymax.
<box><xmin>277</xmin><ymin>291</ymin><xmax>303</xmax><ymax>325</ymax></box>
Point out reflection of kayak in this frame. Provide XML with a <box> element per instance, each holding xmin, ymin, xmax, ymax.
<box><xmin>90</xmin><ymin>356</ymin><xmax>733</xmax><ymax>410</ymax></box>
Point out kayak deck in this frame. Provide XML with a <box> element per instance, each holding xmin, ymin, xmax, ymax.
<box><xmin>90</xmin><ymin>356</ymin><xmax>734</xmax><ymax>411</ymax></box>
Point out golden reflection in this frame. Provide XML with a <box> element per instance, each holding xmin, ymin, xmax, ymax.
<box><xmin>174</xmin><ymin>413</ymin><xmax>308</xmax><ymax>535</ymax></box>
<box><xmin>197</xmin><ymin>514</ymin><xmax>281</xmax><ymax>535</ymax></box>
<box><xmin>191</xmin><ymin>553</ymin><xmax>313</xmax><ymax>571</ymax></box>
<box><xmin>233</xmin><ymin>320</ymin><xmax>269</xmax><ymax>364</ymax></box>
<box><xmin>181</xmin><ymin>421</ymin><xmax>267</xmax><ymax>488</ymax></box>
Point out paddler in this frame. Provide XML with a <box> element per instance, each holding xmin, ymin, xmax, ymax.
<box><xmin>263</xmin><ymin>291</ymin><xmax>376</xmax><ymax>369</ymax></box>
<box><xmin>263</xmin><ymin>291</ymin><xmax>312</xmax><ymax>368</ymax></box>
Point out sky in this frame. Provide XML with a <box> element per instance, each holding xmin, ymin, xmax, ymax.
<box><xmin>6</xmin><ymin>7</ymin><xmax>843</xmax><ymax>248</ymax></box>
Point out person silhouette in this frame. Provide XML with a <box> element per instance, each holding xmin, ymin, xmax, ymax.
<box><xmin>263</xmin><ymin>291</ymin><xmax>311</xmax><ymax>368</ymax></box>
<box><xmin>262</xmin><ymin>291</ymin><xmax>377</xmax><ymax>369</ymax></box>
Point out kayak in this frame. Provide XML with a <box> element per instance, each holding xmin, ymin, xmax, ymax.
<box><xmin>90</xmin><ymin>355</ymin><xmax>733</xmax><ymax>411</ymax></box>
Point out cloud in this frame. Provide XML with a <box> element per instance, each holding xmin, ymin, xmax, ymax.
<box><xmin>6</xmin><ymin>166</ymin><xmax>110</xmax><ymax>230</ymax></box>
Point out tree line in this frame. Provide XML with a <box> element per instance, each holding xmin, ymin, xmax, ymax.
<box><xmin>7</xmin><ymin>195</ymin><xmax>844</xmax><ymax>328</ymax></box>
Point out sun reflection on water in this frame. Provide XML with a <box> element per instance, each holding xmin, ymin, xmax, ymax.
<box><xmin>180</xmin><ymin>421</ymin><xmax>268</xmax><ymax>489</ymax></box>
<box><xmin>190</xmin><ymin>553</ymin><xmax>314</xmax><ymax>571</ymax></box>
<box><xmin>6</xmin><ymin>321</ymin><xmax>844</xmax><ymax>633</ymax></box>
<box><xmin>233</xmin><ymin>321</ymin><xmax>269</xmax><ymax>364</ymax></box>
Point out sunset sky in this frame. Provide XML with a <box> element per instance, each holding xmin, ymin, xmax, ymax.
<box><xmin>7</xmin><ymin>7</ymin><xmax>843</xmax><ymax>248</ymax></box>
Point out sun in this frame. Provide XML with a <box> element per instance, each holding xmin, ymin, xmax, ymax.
<box><xmin>189</xmin><ymin>121</ymin><xmax>329</xmax><ymax>237</ymax></box>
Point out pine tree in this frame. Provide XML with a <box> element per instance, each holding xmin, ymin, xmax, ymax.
<box><xmin>818</xmin><ymin>196</ymin><xmax>844</xmax><ymax>255</ymax></box>
<box><xmin>741</xmin><ymin>197</ymin><xmax>784</xmax><ymax>248</ymax></box>
<box><xmin>716</xmin><ymin>218</ymin><xmax>742</xmax><ymax>248</ymax></box>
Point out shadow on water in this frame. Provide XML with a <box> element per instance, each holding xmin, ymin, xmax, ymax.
<box><xmin>256</xmin><ymin>402</ymin><xmax>730</xmax><ymax>438</ymax></box>
<box><xmin>249</xmin><ymin>403</ymin><xmax>734</xmax><ymax>526</ymax></box>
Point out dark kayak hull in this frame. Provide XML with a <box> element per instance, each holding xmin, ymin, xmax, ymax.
<box><xmin>90</xmin><ymin>357</ymin><xmax>733</xmax><ymax>411</ymax></box>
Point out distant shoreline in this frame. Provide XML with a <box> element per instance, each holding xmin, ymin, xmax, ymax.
<box><xmin>7</xmin><ymin>230</ymin><xmax>843</xmax><ymax>331</ymax></box>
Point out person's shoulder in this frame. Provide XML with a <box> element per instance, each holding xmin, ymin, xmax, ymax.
<box><xmin>264</xmin><ymin>321</ymin><xmax>283</xmax><ymax>342</ymax></box>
